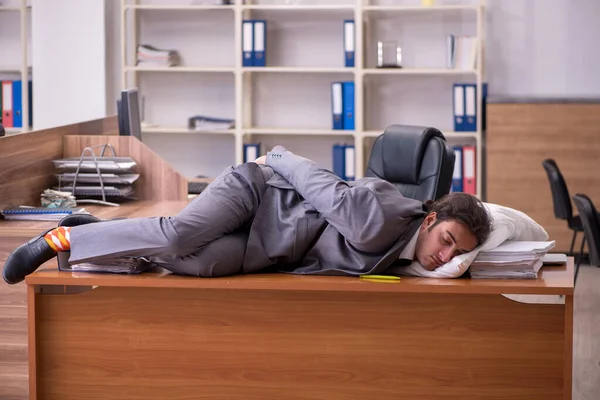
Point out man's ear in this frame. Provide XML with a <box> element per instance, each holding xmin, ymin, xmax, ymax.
<box><xmin>423</xmin><ymin>212</ymin><xmax>437</xmax><ymax>229</ymax></box>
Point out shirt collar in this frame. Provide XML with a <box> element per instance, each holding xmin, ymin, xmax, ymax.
<box><xmin>398</xmin><ymin>227</ymin><xmax>420</xmax><ymax>261</ymax></box>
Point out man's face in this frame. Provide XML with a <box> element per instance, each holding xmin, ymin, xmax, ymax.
<box><xmin>414</xmin><ymin>212</ymin><xmax>479</xmax><ymax>271</ymax></box>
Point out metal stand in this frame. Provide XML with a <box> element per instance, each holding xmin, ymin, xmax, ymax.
<box><xmin>58</xmin><ymin>144</ymin><xmax>121</xmax><ymax>207</ymax></box>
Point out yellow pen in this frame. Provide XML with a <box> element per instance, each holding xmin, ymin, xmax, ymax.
<box><xmin>359</xmin><ymin>275</ymin><xmax>401</xmax><ymax>281</ymax></box>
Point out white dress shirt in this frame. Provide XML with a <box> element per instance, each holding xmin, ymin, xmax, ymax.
<box><xmin>398</xmin><ymin>227</ymin><xmax>420</xmax><ymax>261</ymax></box>
<box><xmin>384</xmin><ymin>226</ymin><xmax>423</xmax><ymax>274</ymax></box>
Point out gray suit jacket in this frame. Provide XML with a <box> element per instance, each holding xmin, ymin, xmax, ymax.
<box><xmin>242</xmin><ymin>146</ymin><xmax>426</xmax><ymax>276</ymax></box>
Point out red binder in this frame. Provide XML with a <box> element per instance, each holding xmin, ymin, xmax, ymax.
<box><xmin>462</xmin><ymin>145</ymin><xmax>476</xmax><ymax>195</ymax></box>
<box><xmin>2</xmin><ymin>81</ymin><xmax>13</xmax><ymax>128</ymax></box>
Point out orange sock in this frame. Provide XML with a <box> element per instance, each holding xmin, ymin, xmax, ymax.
<box><xmin>44</xmin><ymin>227</ymin><xmax>72</xmax><ymax>252</ymax></box>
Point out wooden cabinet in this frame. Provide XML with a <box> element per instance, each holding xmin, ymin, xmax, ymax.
<box><xmin>486</xmin><ymin>101</ymin><xmax>600</xmax><ymax>252</ymax></box>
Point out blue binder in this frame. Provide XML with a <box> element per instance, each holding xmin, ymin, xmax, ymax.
<box><xmin>331</xmin><ymin>82</ymin><xmax>343</xmax><ymax>130</ymax></box>
<box><xmin>451</xmin><ymin>145</ymin><xmax>463</xmax><ymax>192</ymax></box>
<box><xmin>253</xmin><ymin>20</ymin><xmax>266</xmax><ymax>67</ymax></box>
<box><xmin>344</xmin><ymin>144</ymin><xmax>355</xmax><ymax>180</ymax></box>
<box><xmin>12</xmin><ymin>80</ymin><xmax>22</xmax><ymax>128</ymax></box>
<box><xmin>243</xmin><ymin>143</ymin><xmax>260</xmax><ymax>163</ymax></box>
<box><xmin>342</xmin><ymin>81</ymin><xmax>354</xmax><ymax>130</ymax></box>
<box><xmin>452</xmin><ymin>83</ymin><xmax>465</xmax><ymax>131</ymax></box>
<box><xmin>463</xmin><ymin>83</ymin><xmax>477</xmax><ymax>131</ymax></box>
<box><xmin>332</xmin><ymin>144</ymin><xmax>355</xmax><ymax>180</ymax></box>
<box><xmin>28</xmin><ymin>80</ymin><xmax>32</xmax><ymax>127</ymax></box>
<box><xmin>242</xmin><ymin>20</ymin><xmax>254</xmax><ymax>67</ymax></box>
<box><xmin>343</xmin><ymin>20</ymin><xmax>355</xmax><ymax>67</ymax></box>
<box><xmin>332</xmin><ymin>144</ymin><xmax>347</xmax><ymax>179</ymax></box>
<box><xmin>481</xmin><ymin>82</ymin><xmax>488</xmax><ymax>130</ymax></box>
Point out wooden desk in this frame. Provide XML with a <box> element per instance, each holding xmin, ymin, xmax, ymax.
<box><xmin>24</xmin><ymin>256</ymin><xmax>574</xmax><ymax>399</ymax></box>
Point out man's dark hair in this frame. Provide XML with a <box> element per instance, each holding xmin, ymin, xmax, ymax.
<box><xmin>424</xmin><ymin>192</ymin><xmax>492</xmax><ymax>246</ymax></box>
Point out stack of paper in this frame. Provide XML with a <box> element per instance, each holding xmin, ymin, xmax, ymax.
<box><xmin>61</xmin><ymin>256</ymin><xmax>158</xmax><ymax>274</ymax></box>
<box><xmin>188</xmin><ymin>115</ymin><xmax>235</xmax><ymax>131</ymax></box>
<box><xmin>54</xmin><ymin>173</ymin><xmax>140</xmax><ymax>185</ymax></box>
<box><xmin>469</xmin><ymin>241</ymin><xmax>556</xmax><ymax>279</ymax></box>
<box><xmin>53</xmin><ymin>157</ymin><xmax>137</xmax><ymax>173</ymax></box>
<box><xmin>137</xmin><ymin>44</ymin><xmax>180</xmax><ymax>67</ymax></box>
<box><xmin>53</xmin><ymin>156</ymin><xmax>139</xmax><ymax>203</ymax></box>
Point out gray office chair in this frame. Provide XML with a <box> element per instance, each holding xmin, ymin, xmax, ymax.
<box><xmin>542</xmin><ymin>159</ymin><xmax>584</xmax><ymax>256</ymax></box>
<box><xmin>365</xmin><ymin>124</ymin><xmax>456</xmax><ymax>202</ymax></box>
<box><xmin>572</xmin><ymin>194</ymin><xmax>600</xmax><ymax>283</ymax></box>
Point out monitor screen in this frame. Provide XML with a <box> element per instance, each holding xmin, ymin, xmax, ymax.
<box><xmin>116</xmin><ymin>99</ymin><xmax>127</xmax><ymax>136</ymax></box>
<box><xmin>119</xmin><ymin>88</ymin><xmax>142</xmax><ymax>141</ymax></box>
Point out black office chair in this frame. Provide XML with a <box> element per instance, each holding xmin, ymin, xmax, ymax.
<box><xmin>571</xmin><ymin>194</ymin><xmax>600</xmax><ymax>283</ymax></box>
<box><xmin>365</xmin><ymin>124</ymin><xmax>455</xmax><ymax>202</ymax></box>
<box><xmin>542</xmin><ymin>159</ymin><xmax>584</xmax><ymax>256</ymax></box>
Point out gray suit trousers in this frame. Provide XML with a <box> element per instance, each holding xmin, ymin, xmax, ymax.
<box><xmin>68</xmin><ymin>163</ymin><xmax>274</xmax><ymax>277</ymax></box>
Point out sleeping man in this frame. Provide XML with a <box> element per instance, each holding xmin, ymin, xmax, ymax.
<box><xmin>2</xmin><ymin>146</ymin><xmax>492</xmax><ymax>284</ymax></box>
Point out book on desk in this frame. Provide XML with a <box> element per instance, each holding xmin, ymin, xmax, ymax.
<box><xmin>1</xmin><ymin>206</ymin><xmax>89</xmax><ymax>221</ymax></box>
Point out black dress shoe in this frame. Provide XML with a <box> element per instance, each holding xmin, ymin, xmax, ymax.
<box><xmin>58</xmin><ymin>214</ymin><xmax>101</xmax><ymax>227</ymax></box>
<box><xmin>2</xmin><ymin>230</ymin><xmax>57</xmax><ymax>285</ymax></box>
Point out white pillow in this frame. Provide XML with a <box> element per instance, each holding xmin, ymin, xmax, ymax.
<box><xmin>395</xmin><ymin>202</ymin><xmax>549</xmax><ymax>278</ymax></box>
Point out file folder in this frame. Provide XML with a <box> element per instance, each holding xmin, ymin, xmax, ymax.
<box><xmin>333</xmin><ymin>144</ymin><xmax>345</xmax><ymax>179</ymax></box>
<box><xmin>243</xmin><ymin>143</ymin><xmax>260</xmax><ymax>163</ymax></box>
<box><xmin>253</xmin><ymin>20</ymin><xmax>266</xmax><ymax>67</ymax></box>
<box><xmin>481</xmin><ymin>82</ymin><xmax>488</xmax><ymax>130</ymax></box>
<box><xmin>242</xmin><ymin>20</ymin><xmax>254</xmax><ymax>67</ymax></box>
<box><xmin>464</xmin><ymin>84</ymin><xmax>477</xmax><ymax>131</ymax></box>
<box><xmin>446</xmin><ymin>34</ymin><xmax>455</xmax><ymax>69</ymax></box>
<box><xmin>332</xmin><ymin>144</ymin><xmax>355</xmax><ymax>180</ymax></box>
<box><xmin>343</xmin><ymin>20</ymin><xmax>355</xmax><ymax>67</ymax></box>
<box><xmin>452</xmin><ymin>83</ymin><xmax>464</xmax><ymax>132</ymax></box>
<box><xmin>462</xmin><ymin>145</ymin><xmax>476</xmax><ymax>195</ymax></box>
<box><xmin>451</xmin><ymin>145</ymin><xmax>463</xmax><ymax>192</ymax></box>
<box><xmin>344</xmin><ymin>145</ymin><xmax>355</xmax><ymax>180</ymax></box>
<box><xmin>2</xmin><ymin>81</ymin><xmax>13</xmax><ymax>128</ymax></box>
<box><xmin>342</xmin><ymin>81</ymin><xmax>354</xmax><ymax>130</ymax></box>
<box><xmin>28</xmin><ymin>80</ymin><xmax>32</xmax><ymax>127</ymax></box>
<box><xmin>12</xmin><ymin>80</ymin><xmax>22</xmax><ymax>128</ymax></box>
<box><xmin>331</xmin><ymin>82</ymin><xmax>343</xmax><ymax>130</ymax></box>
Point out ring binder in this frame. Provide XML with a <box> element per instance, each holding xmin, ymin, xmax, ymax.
<box><xmin>1</xmin><ymin>207</ymin><xmax>88</xmax><ymax>221</ymax></box>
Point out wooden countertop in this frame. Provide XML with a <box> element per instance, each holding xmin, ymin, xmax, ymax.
<box><xmin>26</xmin><ymin>258</ymin><xmax>574</xmax><ymax>296</ymax></box>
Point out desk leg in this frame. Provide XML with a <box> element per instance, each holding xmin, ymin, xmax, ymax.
<box><xmin>564</xmin><ymin>294</ymin><xmax>574</xmax><ymax>400</ymax></box>
<box><xmin>27</xmin><ymin>284</ymin><xmax>37</xmax><ymax>400</ymax></box>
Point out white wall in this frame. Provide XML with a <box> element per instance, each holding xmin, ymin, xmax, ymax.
<box><xmin>486</xmin><ymin>0</ymin><xmax>600</xmax><ymax>98</ymax></box>
<box><xmin>31</xmin><ymin>0</ymin><xmax>106</xmax><ymax>129</ymax></box>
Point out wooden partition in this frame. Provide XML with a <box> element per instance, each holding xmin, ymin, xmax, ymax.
<box><xmin>0</xmin><ymin>115</ymin><xmax>188</xmax><ymax>399</ymax></box>
<box><xmin>0</xmin><ymin>115</ymin><xmax>118</xmax><ymax>400</ymax></box>
<box><xmin>62</xmin><ymin>135</ymin><xmax>188</xmax><ymax>201</ymax></box>
<box><xmin>0</xmin><ymin>116</ymin><xmax>118</xmax><ymax>209</ymax></box>
<box><xmin>486</xmin><ymin>101</ymin><xmax>600</xmax><ymax>252</ymax></box>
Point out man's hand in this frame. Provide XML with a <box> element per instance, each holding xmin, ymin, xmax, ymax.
<box><xmin>253</xmin><ymin>155</ymin><xmax>267</xmax><ymax>165</ymax></box>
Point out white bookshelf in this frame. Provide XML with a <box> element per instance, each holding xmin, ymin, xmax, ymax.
<box><xmin>121</xmin><ymin>0</ymin><xmax>486</xmax><ymax>197</ymax></box>
<box><xmin>0</xmin><ymin>0</ymin><xmax>31</xmax><ymax>134</ymax></box>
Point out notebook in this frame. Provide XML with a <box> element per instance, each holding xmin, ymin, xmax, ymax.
<box><xmin>1</xmin><ymin>207</ymin><xmax>89</xmax><ymax>221</ymax></box>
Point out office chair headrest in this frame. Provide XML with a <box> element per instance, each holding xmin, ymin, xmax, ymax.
<box><xmin>370</xmin><ymin>125</ymin><xmax>446</xmax><ymax>184</ymax></box>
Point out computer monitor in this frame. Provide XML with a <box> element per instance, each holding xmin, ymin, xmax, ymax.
<box><xmin>116</xmin><ymin>99</ymin><xmax>127</xmax><ymax>136</ymax></box>
<box><xmin>118</xmin><ymin>88</ymin><xmax>142</xmax><ymax>141</ymax></box>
